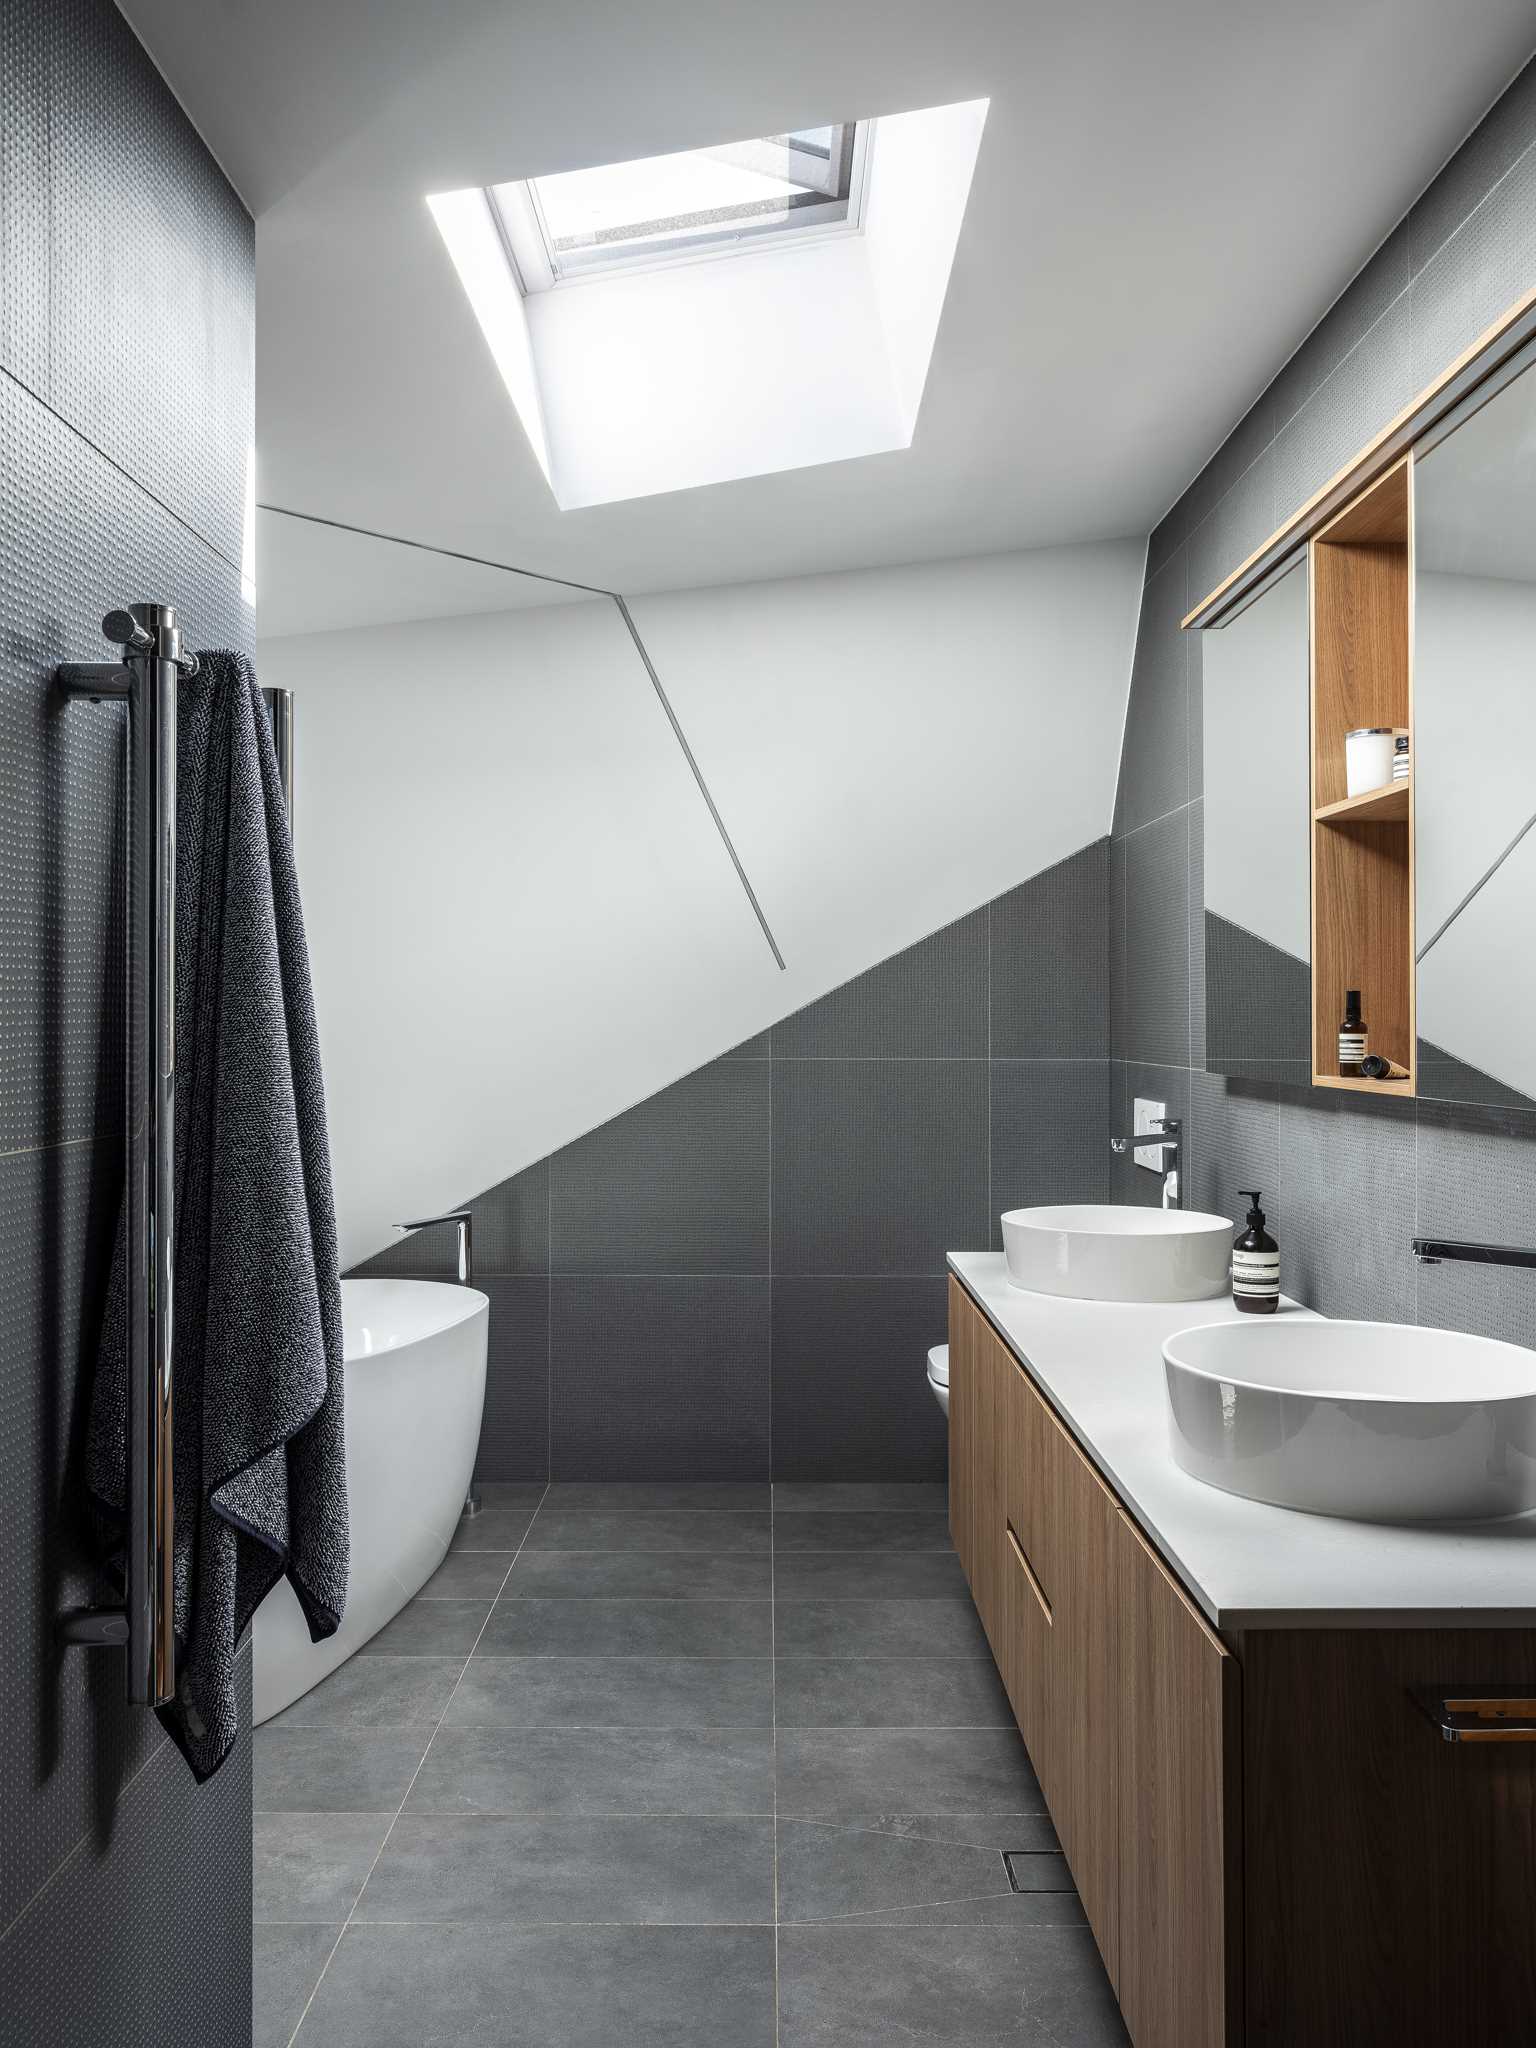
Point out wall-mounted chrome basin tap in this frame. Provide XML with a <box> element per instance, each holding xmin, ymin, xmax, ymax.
<box><xmin>395</xmin><ymin>1209</ymin><xmax>474</xmax><ymax>1287</ymax></box>
<box><xmin>1110</xmin><ymin>1116</ymin><xmax>1182</xmax><ymax>1210</ymax></box>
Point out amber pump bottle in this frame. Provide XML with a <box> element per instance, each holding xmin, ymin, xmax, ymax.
<box><xmin>1232</xmin><ymin>1191</ymin><xmax>1279</xmax><ymax>1315</ymax></box>
<box><xmin>1339</xmin><ymin>989</ymin><xmax>1367</xmax><ymax>1076</ymax></box>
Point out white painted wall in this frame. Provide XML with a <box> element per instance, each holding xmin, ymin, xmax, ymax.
<box><xmin>259</xmin><ymin>540</ymin><xmax>1144</xmax><ymax>1269</ymax></box>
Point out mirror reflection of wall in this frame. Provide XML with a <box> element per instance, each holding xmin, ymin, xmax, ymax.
<box><xmin>1202</xmin><ymin>557</ymin><xmax>1311</xmax><ymax>1085</ymax></box>
<box><xmin>1414</xmin><ymin>352</ymin><xmax>1536</xmax><ymax>1112</ymax></box>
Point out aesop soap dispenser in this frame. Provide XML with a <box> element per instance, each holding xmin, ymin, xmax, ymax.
<box><xmin>1232</xmin><ymin>1191</ymin><xmax>1279</xmax><ymax>1315</ymax></box>
<box><xmin>1339</xmin><ymin>989</ymin><xmax>1367</xmax><ymax>1076</ymax></box>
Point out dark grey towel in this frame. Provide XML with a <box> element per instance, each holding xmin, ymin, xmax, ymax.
<box><xmin>88</xmin><ymin>650</ymin><xmax>347</xmax><ymax>1780</ymax></box>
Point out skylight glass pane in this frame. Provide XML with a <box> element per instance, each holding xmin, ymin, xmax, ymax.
<box><xmin>496</xmin><ymin>124</ymin><xmax>861</xmax><ymax>285</ymax></box>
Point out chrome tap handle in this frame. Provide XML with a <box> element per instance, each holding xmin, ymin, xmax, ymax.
<box><xmin>396</xmin><ymin>1209</ymin><xmax>474</xmax><ymax>1287</ymax></box>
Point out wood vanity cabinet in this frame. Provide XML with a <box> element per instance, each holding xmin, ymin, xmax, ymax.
<box><xmin>948</xmin><ymin>1278</ymin><xmax>1536</xmax><ymax>2047</ymax></box>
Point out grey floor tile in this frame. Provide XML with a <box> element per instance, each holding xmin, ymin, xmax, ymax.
<box><xmin>772</xmin><ymin>1511</ymin><xmax>953</xmax><ymax>1552</ymax></box>
<box><xmin>406</xmin><ymin>1726</ymin><xmax>776</xmax><ymax>1816</ymax></box>
<box><xmin>503</xmin><ymin>1550</ymin><xmax>772</xmax><ymax>1600</ymax></box>
<box><xmin>357</xmin><ymin>1815</ymin><xmax>775</xmax><ymax>1925</ymax></box>
<box><xmin>450</xmin><ymin>1510</ymin><xmax>534</xmax><ymax>1552</ymax></box>
<box><xmin>526</xmin><ymin>1508</ymin><xmax>771</xmax><ymax>1552</ymax></box>
<box><xmin>542</xmin><ymin>1481</ymin><xmax>770</xmax><ymax>1510</ymax></box>
<box><xmin>774</xmin><ymin>1482</ymin><xmax>949</xmax><ymax>1512</ymax></box>
<box><xmin>476</xmin><ymin>1598</ymin><xmax>773</xmax><ymax>1658</ymax></box>
<box><xmin>254</xmin><ymin>1923</ymin><xmax>338</xmax><ymax>2048</ymax></box>
<box><xmin>301</xmin><ymin>1923</ymin><xmax>776</xmax><ymax>2047</ymax></box>
<box><xmin>778</xmin><ymin>1817</ymin><xmax>1014</xmax><ymax>1922</ymax></box>
<box><xmin>773</xmin><ymin>1553</ymin><xmax>968</xmax><ymax>1602</ymax></box>
<box><xmin>775</xmin><ymin>1659</ymin><xmax>1012</xmax><ymax>1728</ymax></box>
<box><xmin>477</xmin><ymin>1482</ymin><xmax>548</xmax><ymax>1510</ymax></box>
<box><xmin>778</xmin><ymin>1924</ymin><xmax>1128</xmax><ymax>2045</ymax></box>
<box><xmin>357</xmin><ymin>1600</ymin><xmax>491</xmax><ymax>1656</ymax></box>
<box><xmin>253</xmin><ymin>1812</ymin><xmax>393</xmax><ymax>1924</ymax></box>
<box><xmin>777</xmin><ymin>1728</ymin><xmax>1045</xmax><ymax>1817</ymax></box>
<box><xmin>772</xmin><ymin>1601</ymin><xmax>987</xmax><ymax>1659</ymax></box>
<box><xmin>443</xmin><ymin>1656</ymin><xmax>774</xmax><ymax>1729</ymax></box>
<box><xmin>416</xmin><ymin>1552</ymin><xmax>514</xmax><ymax>1599</ymax></box>
<box><xmin>266</xmin><ymin>1656</ymin><xmax>464</xmax><ymax>1733</ymax></box>
<box><xmin>254</xmin><ymin>1729</ymin><xmax>427</xmax><ymax>1813</ymax></box>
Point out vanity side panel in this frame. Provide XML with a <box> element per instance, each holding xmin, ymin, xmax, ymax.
<box><xmin>947</xmin><ymin>1275</ymin><xmax>975</xmax><ymax>1575</ymax></box>
<box><xmin>1117</xmin><ymin>1512</ymin><xmax>1243</xmax><ymax>2048</ymax></box>
<box><xmin>1235</xmin><ymin>1627</ymin><xmax>1536</xmax><ymax>2046</ymax></box>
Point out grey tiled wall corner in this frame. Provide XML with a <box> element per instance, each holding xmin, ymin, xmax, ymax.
<box><xmin>1111</xmin><ymin>50</ymin><xmax>1536</xmax><ymax>1336</ymax></box>
<box><xmin>2</xmin><ymin>0</ymin><xmax>254</xmax><ymax>2030</ymax></box>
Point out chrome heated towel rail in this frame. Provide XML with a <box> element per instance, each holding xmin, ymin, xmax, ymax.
<box><xmin>56</xmin><ymin>605</ymin><xmax>198</xmax><ymax>1707</ymax></box>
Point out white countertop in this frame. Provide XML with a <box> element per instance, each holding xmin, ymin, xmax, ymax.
<box><xmin>949</xmin><ymin>1251</ymin><xmax>1536</xmax><ymax>1631</ymax></box>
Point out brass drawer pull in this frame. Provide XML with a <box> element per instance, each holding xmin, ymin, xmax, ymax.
<box><xmin>1412</xmin><ymin>1686</ymin><xmax>1536</xmax><ymax>1742</ymax></box>
<box><xmin>1006</xmin><ymin>1520</ymin><xmax>1052</xmax><ymax>1626</ymax></box>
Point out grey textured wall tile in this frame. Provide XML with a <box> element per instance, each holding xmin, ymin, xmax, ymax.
<box><xmin>473</xmin><ymin>1159</ymin><xmax>549</xmax><ymax>1274</ymax></box>
<box><xmin>990</xmin><ymin>841</ymin><xmax>1108</xmax><ymax>1058</ymax></box>
<box><xmin>1407</xmin><ymin>56</ymin><xmax>1536</xmax><ymax>274</ymax></box>
<box><xmin>770</xmin><ymin>1279</ymin><xmax>949</xmax><ymax>1481</ymax></box>
<box><xmin>1108</xmin><ymin>836</ymin><xmax>1127</xmax><ymax>1063</ymax></box>
<box><xmin>474</xmin><ymin>1276</ymin><xmax>549</xmax><ymax>1481</ymax></box>
<box><xmin>1408</xmin><ymin>143</ymin><xmax>1534</xmax><ymax>395</ymax></box>
<box><xmin>1270</xmin><ymin>294</ymin><xmax>1414</xmax><ymax>529</ymax></box>
<box><xmin>550</xmin><ymin>1277</ymin><xmax>771</xmax><ymax>1481</ymax></box>
<box><xmin>1205</xmin><ymin>914</ymin><xmax>1311</xmax><ymax>1078</ymax></box>
<box><xmin>990</xmin><ymin>1062</ymin><xmax>1111</xmax><ymax>1234</ymax></box>
<box><xmin>1122</xmin><ymin>807</ymin><xmax>1191</xmax><ymax>1066</ymax></box>
<box><xmin>1145</xmin><ymin>498</ymin><xmax>1187</xmax><ymax>580</ymax></box>
<box><xmin>1268</xmin><ymin>221</ymin><xmax>1411</xmax><ymax>432</ymax></box>
<box><xmin>1187</xmin><ymin>618</ymin><xmax>1203</xmax><ymax>802</ymax></box>
<box><xmin>3</xmin><ymin>6</ymin><xmax>252</xmax><ymax>2012</ymax></box>
<box><xmin>1187</xmin><ymin>801</ymin><xmax>1205</xmax><ymax>1068</ymax></box>
<box><xmin>44</xmin><ymin>0</ymin><xmax>254</xmax><ymax>566</ymax></box>
<box><xmin>1187</xmin><ymin>1070</ymin><xmax>1279</xmax><ymax>1238</ymax></box>
<box><xmin>772</xmin><ymin>909</ymin><xmax>987</xmax><ymax>1058</ymax></box>
<box><xmin>1184</xmin><ymin>391</ymin><xmax>1276</xmax><ymax>537</ymax></box>
<box><xmin>550</xmin><ymin>1058</ymin><xmax>769</xmax><ymax>1275</ymax></box>
<box><xmin>772</xmin><ymin>1060</ymin><xmax>989</xmax><ymax>1275</ymax></box>
<box><xmin>723</xmin><ymin>1030</ymin><xmax>771</xmax><ymax>1059</ymax></box>
<box><xmin>0</xmin><ymin>0</ymin><xmax>49</xmax><ymax>389</ymax></box>
<box><xmin>1415</xmin><ymin>1100</ymin><xmax>1536</xmax><ymax>1345</ymax></box>
<box><xmin>1277</xmin><ymin>1087</ymin><xmax>1417</xmax><ymax>1320</ymax></box>
<box><xmin>1113</xmin><ymin>549</ymin><xmax>1189</xmax><ymax>836</ymax></box>
<box><xmin>1188</xmin><ymin>450</ymin><xmax>1276</xmax><ymax>614</ymax></box>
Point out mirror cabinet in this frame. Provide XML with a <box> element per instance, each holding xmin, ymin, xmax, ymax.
<box><xmin>1194</xmin><ymin>295</ymin><xmax>1536</xmax><ymax>1113</ymax></box>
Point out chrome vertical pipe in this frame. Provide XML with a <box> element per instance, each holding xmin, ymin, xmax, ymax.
<box><xmin>263</xmin><ymin>685</ymin><xmax>294</xmax><ymax>823</ymax></box>
<box><xmin>56</xmin><ymin>605</ymin><xmax>185</xmax><ymax>1706</ymax></box>
<box><xmin>137</xmin><ymin>604</ymin><xmax>178</xmax><ymax>1708</ymax></box>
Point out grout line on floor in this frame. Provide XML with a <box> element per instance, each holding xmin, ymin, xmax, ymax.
<box><xmin>283</xmin><ymin>1482</ymin><xmax>551</xmax><ymax>2045</ymax></box>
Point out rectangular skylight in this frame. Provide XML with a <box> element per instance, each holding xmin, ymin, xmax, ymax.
<box><xmin>490</xmin><ymin>124</ymin><xmax>868</xmax><ymax>292</ymax></box>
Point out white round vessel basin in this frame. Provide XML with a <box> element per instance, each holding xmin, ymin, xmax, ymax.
<box><xmin>1001</xmin><ymin>1204</ymin><xmax>1232</xmax><ymax>1302</ymax></box>
<box><xmin>1164</xmin><ymin>1319</ymin><xmax>1536</xmax><ymax>1522</ymax></box>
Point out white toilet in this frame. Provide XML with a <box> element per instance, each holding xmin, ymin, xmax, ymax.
<box><xmin>926</xmin><ymin>1343</ymin><xmax>949</xmax><ymax>1417</ymax></box>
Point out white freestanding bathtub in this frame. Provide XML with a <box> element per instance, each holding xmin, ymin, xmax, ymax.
<box><xmin>253</xmin><ymin>1277</ymin><xmax>489</xmax><ymax>1724</ymax></box>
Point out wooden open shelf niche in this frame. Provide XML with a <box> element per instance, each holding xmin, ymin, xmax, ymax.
<box><xmin>1309</xmin><ymin>458</ymin><xmax>1415</xmax><ymax>1094</ymax></box>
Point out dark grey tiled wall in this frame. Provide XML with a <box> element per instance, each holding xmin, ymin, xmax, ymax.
<box><xmin>1113</xmin><ymin>54</ymin><xmax>1536</xmax><ymax>1338</ymax></box>
<box><xmin>357</xmin><ymin>842</ymin><xmax>1112</xmax><ymax>1483</ymax></box>
<box><xmin>1</xmin><ymin>0</ymin><xmax>254</xmax><ymax>2035</ymax></box>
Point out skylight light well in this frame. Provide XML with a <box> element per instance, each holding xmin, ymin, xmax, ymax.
<box><xmin>492</xmin><ymin>124</ymin><xmax>869</xmax><ymax>292</ymax></box>
<box><xmin>429</xmin><ymin>99</ymin><xmax>989</xmax><ymax>508</ymax></box>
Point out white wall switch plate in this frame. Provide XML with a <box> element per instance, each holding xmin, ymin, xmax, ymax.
<box><xmin>1133</xmin><ymin>1097</ymin><xmax>1168</xmax><ymax>1173</ymax></box>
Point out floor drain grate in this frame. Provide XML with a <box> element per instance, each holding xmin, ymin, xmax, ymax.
<box><xmin>1003</xmin><ymin>1849</ymin><xmax>1077</xmax><ymax>1895</ymax></box>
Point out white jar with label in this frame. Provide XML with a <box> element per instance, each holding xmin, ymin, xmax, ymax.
<box><xmin>1345</xmin><ymin>726</ymin><xmax>1395</xmax><ymax>797</ymax></box>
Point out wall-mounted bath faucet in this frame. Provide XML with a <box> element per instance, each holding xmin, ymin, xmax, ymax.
<box><xmin>1110</xmin><ymin>1117</ymin><xmax>1182</xmax><ymax>1210</ymax></box>
<box><xmin>395</xmin><ymin>1209</ymin><xmax>474</xmax><ymax>1286</ymax></box>
<box><xmin>1412</xmin><ymin>1237</ymin><xmax>1536</xmax><ymax>1270</ymax></box>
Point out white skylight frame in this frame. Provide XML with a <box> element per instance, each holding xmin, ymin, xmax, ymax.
<box><xmin>490</xmin><ymin>122</ymin><xmax>874</xmax><ymax>295</ymax></box>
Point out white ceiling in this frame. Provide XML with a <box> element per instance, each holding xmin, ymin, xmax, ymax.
<box><xmin>126</xmin><ymin>0</ymin><xmax>1536</xmax><ymax>632</ymax></box>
